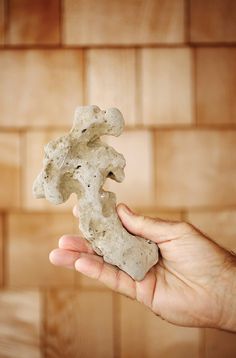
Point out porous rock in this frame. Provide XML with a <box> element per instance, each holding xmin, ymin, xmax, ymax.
<box><xmin>33</xmin><ymin>105</ymin><xmax>158</xmax><ymax>280</ymax></box>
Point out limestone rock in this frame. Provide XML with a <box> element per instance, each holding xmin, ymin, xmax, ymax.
<box><xmin>33</xmin><ymin>105</ymin><xmax>158</xmax><ymax>280</ymax></box>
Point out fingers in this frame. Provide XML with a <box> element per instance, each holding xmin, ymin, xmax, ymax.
<box><xmin>49</xmin><ymin>248</ymin><xmax>80</xmax><ymax>269</ymax></box>
<box><xmin>50</xmin><ymin>245</ymin><xmax>136</xmax><ymax>299</ymax></box>
<box><xmin>59</xmin><ymin>235</ymin><xmax>94</xmax><ymax>254</ymax></box>
<box><xmin>75</xmin><ymin>254</ymin><xmax>136</xmax><ymax>299</ymax></box>
<box><xmin>117</xmin><ymin>203</ymin><xmax>187</xmax><ymax>244</ymax></box>
<box><xmin>51</xmin><ymin>234</ymin><xmax>136</xmax><ymax>299</ymax></box>
<box><xmin>49</xmin><ymin>235</ymin><xmax>94</xmax><ymax>268</ymax></box>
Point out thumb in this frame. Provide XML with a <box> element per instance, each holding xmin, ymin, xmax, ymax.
<box><xmin>117</xmin><ymin>203</ymin><xmax>183</xmax><ymax>244</ymax></box>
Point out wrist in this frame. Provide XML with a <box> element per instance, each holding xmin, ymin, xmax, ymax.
<box><xmin>216</xmin><ymin>251</ymin><xmax>236</xmax><ymax>332</ymax></box>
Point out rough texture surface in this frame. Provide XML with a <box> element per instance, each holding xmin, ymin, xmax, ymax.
<box><xmin>33</xmin><ymin>105</ymin><xmax>158</xmax><ymax>280</ymax></box>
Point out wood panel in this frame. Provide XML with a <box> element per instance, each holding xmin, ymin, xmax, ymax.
<box><xmin>0</xmin><ymin>50</ymin><xmax>83</xmax><ymax>128</ymax></box>
<box><xmin>187</xmin><ymin>210</ymin><xmax>236</xmax><ymax>251</ymax></box>
<box><xmin>141</xmin><ymin>49</ymin><xmax>193</xmax><ymax>126</ymax></box>
<box><xmin>155</xmin><ymin>130</ymin><xmax>236</xmax><ymax>208</ymax></box>
<box><xmin>63</xmin><ymin>0</ymin><xmax>185</xmax><ymax>45</ymax></box>
<box><xmin>205</xmin><ymin>328</ymin><xmax>236</xmax><ymax>358</ymax></box>
<box><xmin>0</xmin><ymin>215</ymin><xmax>3</xmax><ymax>286</ymax></box>
<box><xmin>22</xmin><ymin>130</ymin><xmax>77</xmax><ymax>211</ymax></box>
<box><xmin>7</xmin><ymin>213</ymin><xmax>76</xmax><ymax>286</ymax></box>
<box><xmin>0</xmin><ymin>290</ymin><xmax>42</xmax><ymax>358</ymax></box>
<box><xmin>105</xmin><ymin>130</ymin><xmax>155</xmax><ymax>207</ymax></box>
<box><xmin>196</xmin><ymin>48</ymin><xmax>236</xmax><ymax>125</ymax></box>
<box><xmin>45</xmin><ymin>289</ymin><xmax>114</xmax><ymax>357</ymax></box>
<box><xmin>86</xmin><ymin>49</ymin><xmax>136</xmax><ymax>126</ymax></box>
<box><xmin>120</xmin><ymin>296</ymin><xmax>201</xmax><ymax>358</ymax></box>
<box><xmin>0</xmin><ymin>0</ymin><xmax>4</xmax><ymax>44</ymax></box>
<box><xmin>6</xmin><ymin>0</ymin><xmax>60</xmax><ymax>45</ymax></box>
<box><xmin>190</xmin><ymin>0</ymin><xmax>236</xmax><ymax>43</ymax></box>
<box><xmin>0</xmin><ymin>133</ymin><xmax>20</xmax><ymax>209</ymax></box>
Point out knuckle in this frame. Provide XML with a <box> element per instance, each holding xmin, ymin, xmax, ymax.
<box><xmin>137</xmin><ymin>215</ymin><xmax>151</xmax><ymax>233</ymax></box>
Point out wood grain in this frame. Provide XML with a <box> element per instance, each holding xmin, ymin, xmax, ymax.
<box><xmin>7</xmin><ymin>213</ymin><xmax>77</xmax><ymax>286</ymax></box>
<box><xmin>0</xmin><ymin>215</ymin><xmax>3</xmax><ymax>287</ymax></box>
<box><xmin>45</xmin><ymin>289</ymin><xmax>114</xmax><ymax>357</ymax></box>
<box><xmin>155</xmin><ymin>130</ymin><xmax>236</xmax><ymax>208</ymax></box>
<box><xmin>86</xmin><ymin>49</ymin><xmax>136</xmax><ymax>126</ymax></box>
<box><xmin>0</xmin><ymin>133</ymin><xmax>20</xmax><ymax>209</ymax></box>
<box><xmin>120</xmin><ymin>296</ymin><xmax>201</xmax><ymax>358</ymax></box>
<box><xmin>205</xmin><ymin>328</ymin><xmax>236</xmax><ymax>358</ymax></box>
<box><xmin>141</xmin><ymin>49</ymin><xmax>193</xmax><ymax>126</ymax></box>
<box><xmin>190</xmin><ymin>0</ymin><xmax>236</xmax><ymax>43</ymax></box>
<box><xmin>196</xmin><ymin>48</ymin><xmax>236</xmax><ymax>125</ymax></box>
<box><xmin>63</xmin><ymin>0</ymin><xmax>185</xmax><ymax>45</ymax></box>
<box><xmin>0</xmin><ymin>290</ymin><xmax>42</xmax><ymax>358</ymax></box>
<box><xmin>0</xmin><ymin>0</ymin><xmax>4</xmax><ymax>44</ymax></box>
<box><xmin>0</xmin><ymin>50</ymin><xmax>83</xmax><ymax>128</ymax></box>
<box><xmin>6</xmin><ymin>0</ymin><xmax>60</xmax><ymax>45</ymax></box>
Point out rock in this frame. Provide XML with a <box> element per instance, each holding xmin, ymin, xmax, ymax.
<box><xmin>33</xmin><ymin>105</ymin><xmax>158</xmax><ymax>280</ymax></box>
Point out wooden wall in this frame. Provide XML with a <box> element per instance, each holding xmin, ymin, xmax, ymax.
<box><xmin>0</xmin><ymin>0</ymin><xmax>236</xmax><ymax>357</ymax></box>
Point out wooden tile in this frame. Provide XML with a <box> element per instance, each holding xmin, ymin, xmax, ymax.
<box><xmin>105</xmin><ymin>130</ymin><xmax>155</xmax><ymax>207</ymax></box>
<box><xmin>196</xmin><ymin>48</ymin><xmax>236</xmax><ymax>125</ymax></box>
<box><xmin>7</xmin><ymin>0</ymin><xmax>60</xmax><ymax>45</ymax></box>
<box><xmin>0</xmin><ymin>0</ymin><xmax>5</xmax><ymax>45</ymax></box>
<box><xmin>86</xmin><ymin>49</ymin><xmax>136</xmax><ymax>126</ymax></box>
<box><xmin>45</xmin><ymin>289</ymin><xmax>114</xmax><ymax>357</ymax></box>
<box><xmin>155</xmin><ymin>130</ymin><xmax>236</xmax><ymax>208</ymax></box>
<box><xmin>0</xmin><ymin>133</ymin><xmax>20</xmax><ymax>209</ymax></box>
<box><xmin>0</xmin><ymin>215</ymin><xmax>3</xmax><ymax>286</ymax></box>
<box><xmin>0</xmin><ymin>290</ymin><xmax>42</xmax><ymax>358</ymax></box>
<box><xmin>141</xmin><ymin>49</ymin><xmax>193</xmax><ymax>126</ymax></box>
<box><xmin>120</xmin><ymin>296</ymin><xmax>201</xmax><ymax>357</ymax></box>
<box><xmin>7</xmin><ymin>213</ymin><xmax>76</xmax><ymax>286</ymax></box>
<box><xmin>190</xmin><ymin>0</ymin><xmax>236</xmax><ymax>43</ymax></box>
<box><xmin>205</xmin><ymin>328</ymin><xmax>236</xmax><ymax>358</ymax></box>
<box><xmin>187</xmin><ymin>210</ymin><xmax>236</xmax><ymax>251</ymax></box>
<box><xmin>23</xmin><ymin>130</ymin><xmax>77</xmax><ymax>211</ymax></box>
<box><xmin>63</xmin><ymin>0</ymin><xmax>185</xmax><ymax>45</ymax></box>
<box><xmin>0</xmin><ymin>50</ymin><xmax>83</xmax><ymax>128</ymax></box>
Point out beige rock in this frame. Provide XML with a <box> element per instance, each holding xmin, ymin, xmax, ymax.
<box><xmin>33</xmin><ymin>105</ymin><xmax>158</xmax><ymax>280</ymax></box>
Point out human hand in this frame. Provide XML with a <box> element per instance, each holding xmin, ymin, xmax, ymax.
<box><xmin>49</xmin><ymin>204</ymin><xmax>236</xmax><ymax>332</ymax></box>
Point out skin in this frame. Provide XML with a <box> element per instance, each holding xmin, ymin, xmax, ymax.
<box><xmin>49</xmin><ymin>204</ymin><xmax>236</xmax><ymax>332</ymax></box>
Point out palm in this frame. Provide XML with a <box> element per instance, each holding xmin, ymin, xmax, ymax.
<box><xmin>150</xmin><ymin>232</ymin><xmax>227</xmax><ymax>327</ymax></box>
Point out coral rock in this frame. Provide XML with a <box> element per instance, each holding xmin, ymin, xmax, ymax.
<box><xmin>33</xmin><ymin>105</ymin><xmax>158</xmax><ymax>280</ymax></box>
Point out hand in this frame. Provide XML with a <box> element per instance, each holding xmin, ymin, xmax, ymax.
<box><xmin>49</xmin><ymin>204</ymin><xmax>236</xmax><ymax>332</ymax></box>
